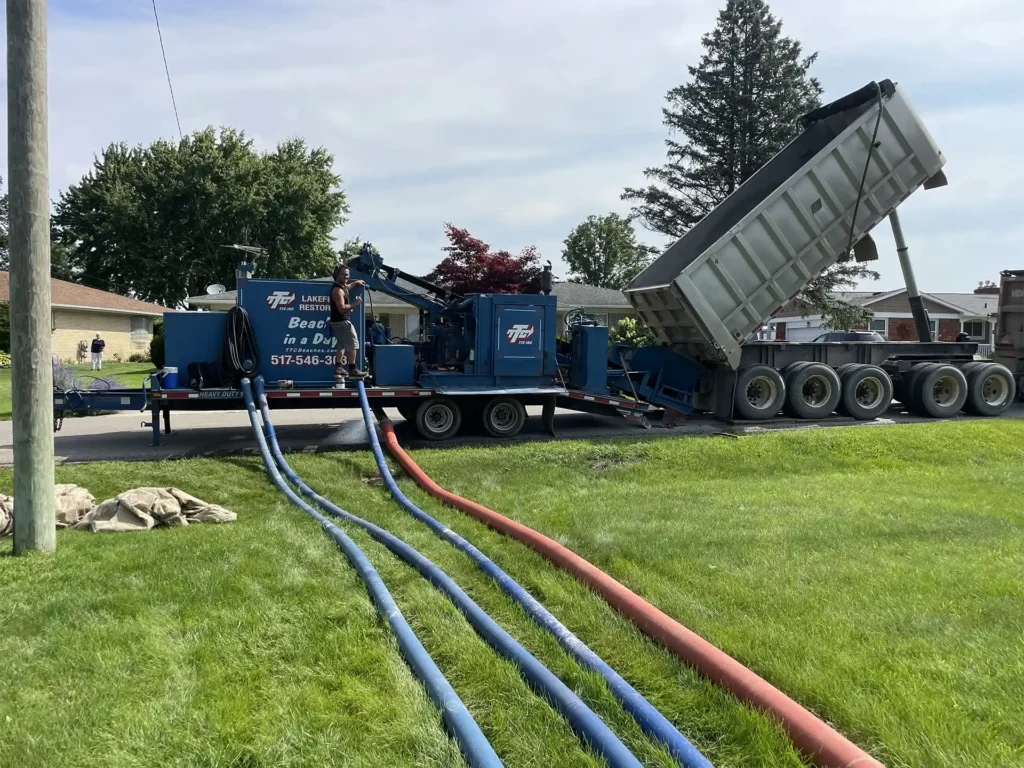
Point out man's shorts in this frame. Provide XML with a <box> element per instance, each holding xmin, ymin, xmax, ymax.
<box><xmin>332</xmin><ymin>320</ymin><xmax>359</xmax><ymax>351</ymax></box>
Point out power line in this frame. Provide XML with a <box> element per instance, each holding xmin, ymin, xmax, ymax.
<box><xmin>150</xmin><ymin>0</ymin><xmax>182</xmax><ymax>139</ymax></box>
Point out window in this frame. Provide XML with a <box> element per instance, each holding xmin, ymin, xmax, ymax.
<box><xmin>962</xmin><ymin>320</ymin><xmax>985</xmax><ymax>339</ymax></box>
<box><xmin>130</xmin><ymin>316</ymin><xmax>149</xmax><ymax>332</ymax></box>
<box><xmin>868</xmin><ymin>318</ymin><xmax>887</xmax><ymax>337</ymax></box>
<box><xmin>929</xmin><ymin>319</ymin><xmax>938</xmax><ymax>337</ymax></box>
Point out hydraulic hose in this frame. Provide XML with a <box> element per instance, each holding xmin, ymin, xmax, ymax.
<box><xmin>347</xmin><ymin>382</ymin><xmax>712</xmax><ymax>768</ymax></box>
<box><xmin>238</xmin><ymin>380</ymin><xmax>501</xmax><ymax>768</ymax></box>
<box><xmin>376</xmin><ymin>415</ymin><xmax>884</xmax><ymax>768</ymax></box>
<box><xmin>250</xmin><ymin>378</ymin><xmax>643</xmax><ymax>768</ymax></box>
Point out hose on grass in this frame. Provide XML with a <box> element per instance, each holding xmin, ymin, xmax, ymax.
<box><xmin>238</xmin><ymin>379</ymin><xmax>501</xmax><ymax>768</ymax></box>
<box><xmin>375</xmin><ymin>412</ymin><xmax>885</xmax><ymax>768</ymax></box>
<box><xmin>349</xmin><ymin>382</ymin><xmax>712</xmax><ymax>768</ymax></box>
<box><xmin>249</xmin><ymin>378</ymin><xmax>643</xmax><ymax>768</ymax></box>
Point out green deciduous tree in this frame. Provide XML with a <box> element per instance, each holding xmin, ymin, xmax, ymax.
<box><xmin>622</xmin><ymin>0</ymin><xmax>876</xmax><ymax>328</ymax></box>
<box><xmin>561</xmin><ymin>213</ymin><xmax>655</xmax><ymax>289</ymax></box>
<box><xmin>53</xmin><ymin>128</ymin><xmax>349</xmax><ymax>307</ymax></box>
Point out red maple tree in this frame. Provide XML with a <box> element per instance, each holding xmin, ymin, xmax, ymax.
<box><xmin>426</xmin><ymin>224</ymin><xmax>542</xmax><ymax>295</ymax></box>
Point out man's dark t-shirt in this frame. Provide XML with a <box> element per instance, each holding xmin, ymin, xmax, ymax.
<box><xmin>91</xmin><ymin>339</ymin><xmax>105</xmax><ymax>353</ymax></box>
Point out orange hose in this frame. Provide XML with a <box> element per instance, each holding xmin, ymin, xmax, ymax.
<box><xmin>380</xmin><ymin>418</ymin><xmax>883</xmax><ymax>768</ymax></box>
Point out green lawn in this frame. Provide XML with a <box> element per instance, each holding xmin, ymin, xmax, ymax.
<box><xmin>2</xmin><ymin>421</ymin><xmax>1022</xmax><ymax>767</ymax></box>
<box><xmin>0</xmin><ymin>362</ymin><xmax>155</xmax><ymax>420</ymax></box>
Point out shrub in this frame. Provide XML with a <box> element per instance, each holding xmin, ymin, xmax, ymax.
<box><xmin>0</xmin><ymin>351</ymin><xmax>10</xmax><ymax>368</ymax></box>
<box><xmin>150</xmin><ymin>320</ymin><xmax>165</xmax><ymax>368</ymax></box>
<box><xmin>52</xmin><ymin>358</ymin><xmax>125</xmax><ymax>392</ymax></box>
<box><xmin>609</xmin><ymin>316</ymin><xmax>655</xmax><ymax>348</ymax></box>
<box><xmin>128</xmin><ymin>352</ymin><xmax>150</xmax><ymax>363</ymax></box>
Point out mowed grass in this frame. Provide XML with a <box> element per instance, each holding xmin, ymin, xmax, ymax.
<box><xmin>0</xmin><ymin>362</ymin><xmax>155</xmax><ymax>419</ymax></box>
<box><xmin>2</xmin><ymin>421</ymin><xmax>1023</xmax><ymax>767</ymax></box>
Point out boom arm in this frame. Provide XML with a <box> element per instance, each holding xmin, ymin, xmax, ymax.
<box><xmin>346</xmin><ymin>243</ymin><xmax>461</xmax><ymax>323</ymax></box>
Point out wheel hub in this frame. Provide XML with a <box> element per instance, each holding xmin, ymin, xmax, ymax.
<box><xmin>932</xmin><ymin>375</ymin><xmax>960</xmax><ymax>407</ymax></box>
<box><xmin>746</xmin><ymin>377</ymin><xmax>777</xmax><ymax>409</ymax></box>
<box><xmin>490</xmin><ymin>403</ymin><xmax>517</xmax><ymax>431</ymax></box>
<box><xmin>801</xmin><ymin>375</ymin><xmax>831</xmax><ymax>407</ymax></box>
<box><xmin>982</xmin><ymin>374</ymin><xmax>1008</xmax><ymax>406</ymax></box>
<box><xmin>855</xmin><ymin>377</ymin><xmax>884</xmax><ymax>409</ymax></box>
<box><xmin>424</xmin><ymin>405</ymin><xmax>454</xmax><ymax>433</ymax></box>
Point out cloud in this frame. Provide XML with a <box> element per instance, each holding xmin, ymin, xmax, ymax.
<box><xmin>0</xmin><ymin>0</ymin><xmax>1020</xmax><ymax>293</ymax></box>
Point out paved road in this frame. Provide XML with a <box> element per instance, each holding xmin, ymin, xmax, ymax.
<box><xmin>1</xmin><ymin>401</ymin><xmax>1021</xmax><ymax>465</ymax></box>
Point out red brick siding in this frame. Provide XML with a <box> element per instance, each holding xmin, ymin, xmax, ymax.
<box><xmin>938</xmin><ymin>318</ymin><xmax>960</xmax><ymax>341</ymax></box>
<box><xmin>886</xmin><ymin>317</ymin><xmax>960</xmax><ymax>341</ymax></box>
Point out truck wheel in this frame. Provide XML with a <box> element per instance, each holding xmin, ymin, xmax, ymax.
<box><xmin>414</xmin><ymin>397</ymin><xmax>462</xmax><ymax>440</ymax></box>
<box><xmin>783</xmin><ymin>363</ymin><xmax>841</xmax><ymax>419</ymax></box>
<box><xmin>838</xmin><ymin>365</ymin><xmax>893</xmax><ymax>420</ymax></box>
<box><xmin>963</xmin><ymin>362</ymin><xmax>1017</xmax><ymax>416</ymax></box>
<box><xmin>482</xmin><ymin>396</ymin><xmax>526</xmax><ymax>438</ymax></box>
<box><xmin>899</xmin><ymin>362</ymin><xmax>936</xmax><ymax>409</ymax></box>
<box><xmin>910</xmin><ymin>364</ymin><xmax>968</xmax><ymax>418</ymax></box>
<box><xmin>734</xmin><ymin>365</ymin><xmax>786</xmax><ymax>420</ymax></box>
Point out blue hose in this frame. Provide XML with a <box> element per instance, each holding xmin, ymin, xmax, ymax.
<box><xmin>239</xmin><ymin>380</ymin><xmax>502</xmax><ymax>768</ymax></box>
<box><xmin>349</xmin><ymin>382</ymin><xmax>713</xmax><ymax>768</ymax></box>
<box><xmin>250</xmin><ymin>378</ymin><xmax>644</xmax><ymax>768</ymax></box>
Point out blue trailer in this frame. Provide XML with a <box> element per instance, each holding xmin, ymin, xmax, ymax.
<box><xmin>53</xmin><ymin>80</ymin><xmax>1018</xmax><ymax>443</ymax></box>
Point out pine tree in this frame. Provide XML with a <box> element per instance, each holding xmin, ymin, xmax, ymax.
<box><xmin>623</xmin><ymin>0</ymin><xmax>877</xmax><ymax>328</ymax></box>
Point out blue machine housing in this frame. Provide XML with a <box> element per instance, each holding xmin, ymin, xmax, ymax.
<box><xmin>418</xmin><ymin>293</ymin><xmax>558</xmax><ymax>391</ymax></box>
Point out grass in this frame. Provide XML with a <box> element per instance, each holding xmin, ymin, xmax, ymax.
<box><xmin>0</xmin><ymin>362</ymin><xmax>155</xmax><ymax>420</ymax></box>
<box><xmin>1</xmin><ymin>421</ymin><xmax>1023</xmax><ymax>767</ymax></box>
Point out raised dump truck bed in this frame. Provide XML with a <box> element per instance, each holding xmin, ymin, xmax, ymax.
<box><xmin>626</xmin><ymin>80</ymin><xmax>947</xmax><ymax>368</ymax></box>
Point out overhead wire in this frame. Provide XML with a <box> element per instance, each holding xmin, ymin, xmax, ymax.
<box><xmin>150</xmin><ymin>0</ymin><xmax>183</xmax><ymax>139</ymax></box>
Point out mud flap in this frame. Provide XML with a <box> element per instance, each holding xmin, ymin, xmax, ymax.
<box><xmin>542</xmin><ymin>395</ymin><xmax>556</xmax><ymax>437</ymax></box>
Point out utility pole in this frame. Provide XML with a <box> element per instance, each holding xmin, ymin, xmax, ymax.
<box><xmin>8</xmin><ymin>0</ymin><xmax>55</xmax><ymax>554</ymax></box>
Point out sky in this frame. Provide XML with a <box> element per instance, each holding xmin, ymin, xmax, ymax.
<box><xmin>2</xmin><ymin>0</ymin><xmax>1023</xmax><ymax>292</ymax></box>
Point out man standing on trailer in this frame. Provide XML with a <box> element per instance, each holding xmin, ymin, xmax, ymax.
<box><xmin>330</xmin><ymin>264</ymin><xmax>369</xmax><ymax>384</ymax></box>
<box><xmin>90</xmin><ymin>333</ymin><xmax>105</xmax><ymax>370</ymax></box>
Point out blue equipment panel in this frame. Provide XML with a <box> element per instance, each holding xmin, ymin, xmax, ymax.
<box><xmin>569</xmin><ymin>324</ymin><xmax>609</xmax><ymax>395</ymax></box>
<box><xmin>372</xmin><ymin>344</ymin><xmax>416</xmax><ymax>386</ymax></box>
<box><xmin>238</xmin><ymin>278</ymin><xmax>365</xmax><ymax>386</ymax></box>
<box><xmin>495</xmin><ymin>304</ymin><xmax>545</xmax><ymax>377</ymax></box>
<box><xmin>164</xmin><ymin>311</ymin><xmax>227</xmax><ymax>375</ymax></box>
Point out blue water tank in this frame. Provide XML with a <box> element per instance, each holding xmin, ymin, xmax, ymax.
<box><xmin>569</xmin><ymin>325</ymin><xmax>609</xmax><ymax>395</ymax></box>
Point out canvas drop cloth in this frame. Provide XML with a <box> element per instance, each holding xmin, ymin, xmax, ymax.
<box><xmin>1</xmin><ymin>486</ymin><xmax>235</xmax><ymax>536</ymax></box>
<box><xmin>0</xmin><ymin>484</ymin><xmax>96</xmax><ymax>535</ymax></box>
<box><xmin>75</xmin><ymin>488</ymin><xmax>236</xmax><ymax>533</ymax></box>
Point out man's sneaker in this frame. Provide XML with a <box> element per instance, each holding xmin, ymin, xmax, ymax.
<box><xmin>348</xmin><ymin>368</ymin><xmax>368</xmax><ymax>379</ymax></box>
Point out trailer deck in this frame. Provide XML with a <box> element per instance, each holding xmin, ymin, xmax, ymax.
<box><xmin>54</xmin><ymin>382</ymin><xmax>654</xmax><ymax>445</ymax></box>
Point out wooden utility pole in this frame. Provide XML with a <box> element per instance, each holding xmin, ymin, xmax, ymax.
<box><xmin>8</xmin><ymin>0</ymin><xmax>55</xmax><ymax>554</ymax></box>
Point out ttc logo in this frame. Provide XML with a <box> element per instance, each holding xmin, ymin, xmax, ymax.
<box><xmin>506</xmin><ymin>324</ymin><xmax>535</xmax><ymax>344</ymax></box>
<box><xmin>266</xmin><ymin>291</ymin><xmax>296</xmax><ymax>310</ymax></box>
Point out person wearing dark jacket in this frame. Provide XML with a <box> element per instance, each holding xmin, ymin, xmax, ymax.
<box><xmin>90</xmin><ymin>333</ymin><xmax>106</xmax><ymax>371</ymax></box>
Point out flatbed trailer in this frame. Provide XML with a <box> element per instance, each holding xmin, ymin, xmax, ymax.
<box><xmin>54</xmin><ymin>382</ymin><xmax>653</xmax><ymax>446</ymax></box>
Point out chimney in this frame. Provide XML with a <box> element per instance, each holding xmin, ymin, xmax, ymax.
<box><xmin>974</xmin><ymin>280</ymin><xmax>999</xmax><ymax>295</ymax></box>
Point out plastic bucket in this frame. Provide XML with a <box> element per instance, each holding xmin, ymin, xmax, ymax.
<box><xmin>162</xmin><ymin>367</ymin><xmax>179</xmax><ymax>389</ymax></box>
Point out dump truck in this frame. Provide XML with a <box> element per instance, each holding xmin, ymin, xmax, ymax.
<box><xmin>620</xmin><ymin>79</ymin><xmax>1018</xmax><ymax>421</ymax></box>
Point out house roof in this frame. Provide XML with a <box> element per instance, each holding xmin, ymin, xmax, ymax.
<box><xmin>0</xmin><ymin>272</ymin><xmax>167</xmax><ymax>316</ymax></box>
<box><xmin>774</xmin><ymin>288</ymin><xmax>1000</xmax><ymax>319</ymax></box>
<box><xmin>186</xmin><ymin>279</ymin><xmax>631</xmax><ymax>310</ymax></box>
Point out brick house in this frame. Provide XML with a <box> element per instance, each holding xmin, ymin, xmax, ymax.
<box><xmin>0</xmin><ymin>272</ymin><xmax>167</xmax><ymax>362</ymax></box>
<box><xmin>771</xmin><ymin>285</ymin><xmax>1000</xmax><ymax>347</ymax></box>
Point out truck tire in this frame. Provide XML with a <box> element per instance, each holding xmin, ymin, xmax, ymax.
<box><xmin>414</xmin><ymin>397</ymin><xmax>462</xmax><ymax>440</ymax></box>
<box><xmin>482</xmin><ymin>396</ymin><xmax>527</xmax><ymax>438</ymax></box>
<box><xmin>898</xmin><ymin>362</ymin><xmax>937</xmax><ymax>409</ymax></box>
<box><xmin>838</xmin><ymin>364</ymin><xmax>893</xmax><ymax>420</ymax></box>
<box><xmin>783</xmin><ymin>363</ymin><xmax>841</xmax><ymax>419</ymax></box>
<box><xmin>963</xmin><ymin>362</ymin><xmax>1017</xmax><ymax>416</ymax></box>
<box><xmin>910</xmin><ymin>364</ymin><xmax>968</xmax><ymax>418</ymax></box>
<box><xmin>734</xmin><ymin>364</ymin><xmax>786</xmax><ymax>420</ymax></box>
